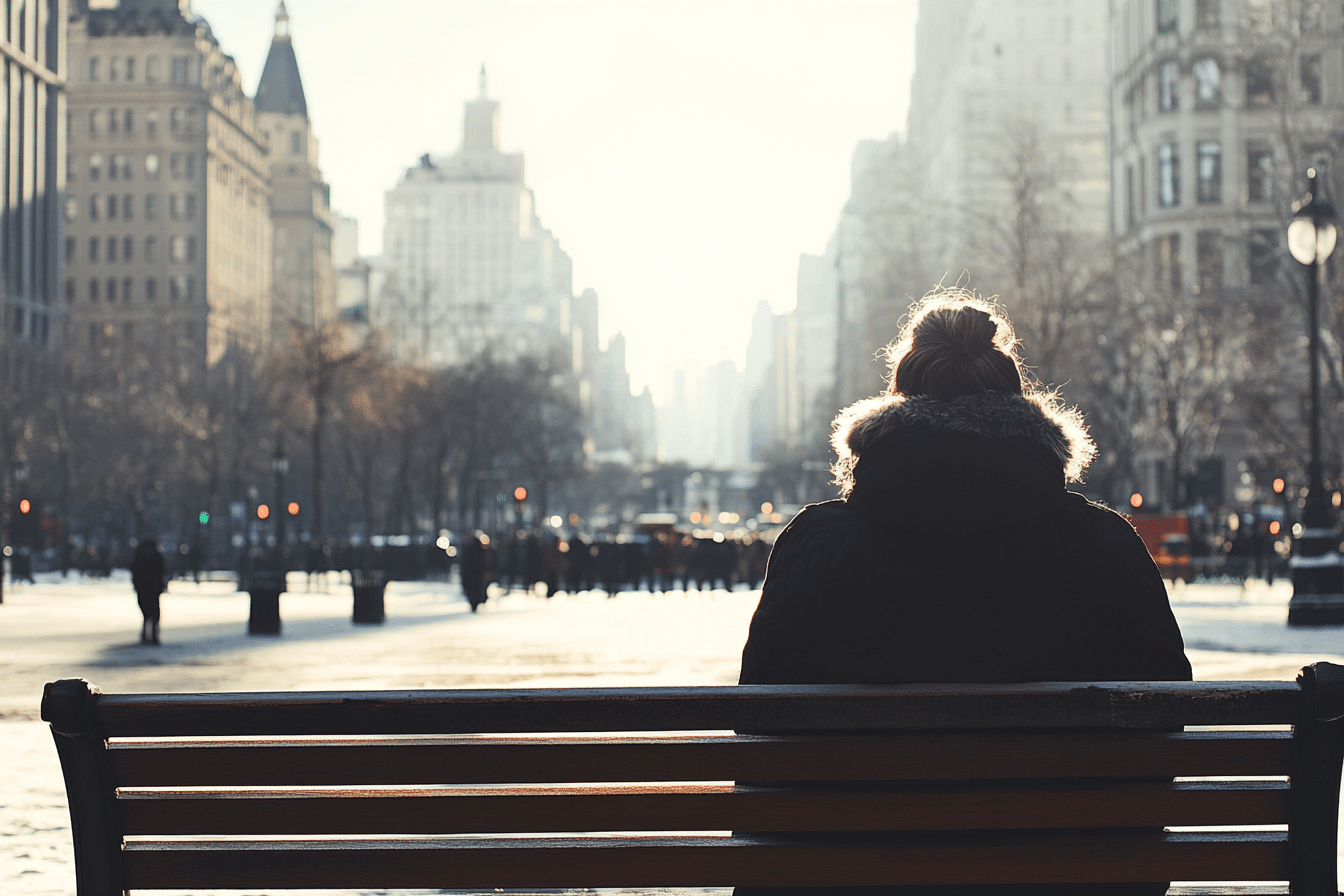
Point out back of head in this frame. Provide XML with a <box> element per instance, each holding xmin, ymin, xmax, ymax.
<box><xmin>887</xmin><ymin>291</ymin><xmax>1023</xmax><ymax>399</ymax></box>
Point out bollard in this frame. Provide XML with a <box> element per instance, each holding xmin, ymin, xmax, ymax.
<box><xmin>351</xmin><ymin>569</ymin><xmax>387</xmax><ymax>624</ymax></box>
<box><xmin>246</xmin><ymin>570</ymin><xmax>286</xmax><ymax>635</ymax></box>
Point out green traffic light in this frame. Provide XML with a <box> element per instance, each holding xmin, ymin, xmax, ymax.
<box><xmin>199</xmin><ymin>511</ymin><xmax>210</xmax><ymax>525</ymax></box>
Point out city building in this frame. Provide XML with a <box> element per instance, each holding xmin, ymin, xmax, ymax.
<box><xmin>1108</xmin><ymin>0</ymin><xmax>1344</xmax><ymax>508</ymax></box>
<box><xmin>2</xmin><ymin>0</ymin><xmax>67</xmax><ymax>365</ymax></box>
<box><xmin>254</xmin><ymin>0</ymin><xmax>332</xmax><ymax>343</ymax></box>
<box><xmin>64</xmin><ymin>0</ymin><xmax>271</xmax><ymax>369</ymax></box>
<box><xmin>377</xmin><ymin>69</ymin><xmax>591</xmax><ymax>372</ymax></box>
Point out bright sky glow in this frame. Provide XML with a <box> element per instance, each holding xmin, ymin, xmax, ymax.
<box><xmin>190</xmin><ymin>0</ymin><xmax>918</xmax><ymax>400</ymax></box>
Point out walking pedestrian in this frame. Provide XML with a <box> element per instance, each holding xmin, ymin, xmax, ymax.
<box><xmin>130</xmin><ymin>540</ymin><xmax>166</xmax><ymax>645</ymax></box>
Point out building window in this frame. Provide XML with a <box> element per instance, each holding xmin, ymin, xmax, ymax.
<box><xmin>88</xmin><ymin>110</ymin><xmax>100</xmax><ymax>137</ymax></box>
<box><xmin>107</xmin><ymin>278</ymin><xmax>118</xmax><ymax>302</ymax></box>
<box><xmin>169</xmin><ymin>194</ymin><xmax>180</xmax><ymax>220</ymax></box>
<box><xmin>112</xmin><ymin>154</ymin><xmax>130</xmax><ymax>180</ymax></box>
<box><xmin>186</xmin><ymin>276</ymin><xmax>196</xmax><ymax>301</ymax></box>
<box><xmin>1159</xmin><ymin>61</ymin><xmax>1179</xmax><ymax>111</ymax></box>
<box><xmin>146</xmin><ymin>56</ymin><xmax>160</xmax><ymax>82</ymax></box>
<box><xmin>123</xmin><ymin>109</ymin><xmax>133</xmax><ymax>134</ymax></box>
<box><xmin>184</xmin><ymin>154</ymin><xmax>196</xmax><ymax>179</ymax></box>
<box><xmin>1247</xmin><ymin>144</ymin><xmax>1274</xmax><ymax>202</ymax></box>
<box><xmin>88</xmin><ymin>195</ymin><xmax>100</xmax><ymax>221</ymax></box>
<box><xmin>1246</xmin><ymin>0</ymin><xmax>1273</xmax><ymax>27</ymax></box>
<box><xmin>1301</xmin><ymin>55</ymin><xmax>1322</xmax><ymax>104</ymax></box>
<box><xmin>89</xmin><ymin>57</ymin><xmax>100</xmax><ymax>82</ymax></box>
<box><xmin>125</xmin><ymin>57</ymin><xmax>136</xmax><ymax>82</ymax></box>
<box><xmin>123</xmin><ymin>236</ymin><xmax>133</xmax><ymax>261</ymax></box>
<box><xmin>291</xmin><ymin>131</ymin><xmax>302</xmax><ymax>154</ymax></box>
<box><xmin>65</xmin><ymin>279</ymin><xmax>74</xmax><ymax>303</ymax></box>
<box><xmin>185</xmin><ymin>108</ymin><xmax>198</xmax><ymax>135</ymax></box>
<box><xmin>106</xmin><ymin>195</ymin><xmax>117</xmax><ymax>220</ymax></box>
<box><xmin>65</xmin><ymin>196</ymin><xmax>78</xmax><ymax>221</ymax></box>
<box><xmin>107</xmin><ymin>108</ymin><xmax>118</xmax><ymax>134</ymax></box>
<box><xmin>145</xmin><ymin>154</ymin><xmax>160</xmax><ymax>178</ymax></box>
<box><xmin>106</xmin><ymin>237</ymin><xmax>117</xmax><ymax>262</ymax></box>
<box><xmin>145</xmin><ymin>278</ymin><xmax>157</xmax><ymax>301</ymax></box>
<box><xmin>1193</xmin><ymin>58</ymin><xmax>1220</xmax><ymax>108</ymax></box>
<box><xmin>170</xmin><ymin>154</ymin><xmax>181</xmax><ymax>178</ymax></box>
<box><xmin>1301</xmin><ymin>0</ymin><xmax>1324</xmax><ymax>30</ymax></box>
<box><xmin>1157</xmin><ymin>0</ymin><xmax>1177</xmax><ymax>32</ymax></box>
<box><xmin>169</xmin><ymin>277</ymin><xmax>181</xmax><ymax>301</ymax></box>
<box><xmin>1156</xmin><ymin>234</ymin><xmax>1182</xmax><ymax>293</ymax></box>
<box><xmin>88</xmin><ymin>279</ymin><xmax>99</xmax><ymax>302</ymax></box>
<box><xmin>122</xmin><ymin>194</ymin><xmax>132</xmax><ymax>220</ymax></box>
<box><xmin>1158</xmin><ymin>142</ymin><xmax>1180</xmax><ymax>207</ymax></box>
<box><xmin>64</xmin><ymin>237</ymin><xmax>74</xmax><ymax>263</ymax></box>
<box><xmin>1126</xmin><ymin>165</ymin><xmax>1136</xmax><ymax>231</ymax></box>
<box><xmin>145</xmin><ymin>236</ymin><xmax>156</xmax><ymax>262</ymax></box>
<box><xmin>185</xmin><ymin>194</ymin><xmax>196</xmax><ymax>219</ymax></box>
<box><xmin>1246</xmin><ymin>58</ymin><xmax>1275</xmax><ymax>106</ymax></box>
<box><xmin>88</xmin><ymin>154</ymin><xmax>102</xmax><ymax>180</ymax></box>
<box><xmin>145</xmin><ymin>193</ymin><xmax>158</xmax><ymax>220</ymax></box>
<box><xmin>171</xmin><ymin>56</ymin><xmax>189</xmax><ymax>84</ymax></box>
<box><xmin>146</xmin><ymin>108</ymin><xmax>158</xmax><ymax>138</ymax></box>
<box><xmin>170</xmin><ymin>108</ymin><xmax>182</xmax><ymax>133</ymax></box>
<box><xmin>170</xmin><ymin>235</ymin><xmax>185</xmax><ymax>262</ymax></box>
<box><xmin>186</xmin><ymin>236</ymin><xmax>196</xmax><ymax>261</ymax></box>
<box><xmin>109</xmin><ymin>56</ymin><xmax>121</xmax><ymax>82</ymax></box>
<box><xmin>122</xmin><ymin>278</ymin><xmax>133</xmax><ymax>303</ymax></box>
<box><xmin>1249</xmin><ymin>231</ymin><xmax>1279</xmax><ymax>283</ymax></box>
<box><xmin>1196</xmin><ymin>0</ymin><xmax>1220</xmax><ymax>27</ymax></box>
<box><xmin>1197</xmin><ymin>141</ymin><xmax>1222</xmax><ymax>203</ymax></box>
<box><xmin>88</xmin><ymin>238</ymin><xmax>99</xmax><ymax>263</ymax></box>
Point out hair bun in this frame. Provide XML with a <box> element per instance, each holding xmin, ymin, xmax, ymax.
<box><xmin>912</xmin><ymin>305</ymin><xmax>997</xmax><ymax>356</ymax></box>
<box><xmin>887</xmin><ymin>291</ymin><xmax>1024</xmax><ymax>400</ymax></box>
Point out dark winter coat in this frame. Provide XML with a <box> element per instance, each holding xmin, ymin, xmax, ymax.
<box><xmin>740</xmin><ymin>391</ymin><xmax>1191</xmax><ymax>686</ymax></box>
<box><xmin>130</xmin><ymin>545</ymin><xmax>166</xmax><ymax>598</ymax></box>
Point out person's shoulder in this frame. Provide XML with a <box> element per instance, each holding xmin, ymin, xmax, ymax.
<box><xmin>1062</xmin><ymin>492</ymin><xmax>1141</xmax><ymax>531</ymax></box>
<box><xmin>775</xmin><ymin>499</ymin><xmax>855</xmax><ymax>536</ymax></box>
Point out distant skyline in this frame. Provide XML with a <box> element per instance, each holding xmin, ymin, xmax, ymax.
<box><xmin>189</xmin><ymin>0</ymin><xmax>919</xmax><ymax>400</ymax></box>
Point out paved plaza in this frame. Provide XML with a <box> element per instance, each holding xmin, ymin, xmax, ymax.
<box><xmin>3</xmin><ymin>571</ymin><xmax>1343</xmax><ymax>895</ymax></box>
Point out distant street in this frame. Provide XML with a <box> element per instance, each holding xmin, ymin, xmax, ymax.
<box><xmin>3</xmin><ymin>572</ymin><xmax>1342</xmax><ymax>895</ymax></box>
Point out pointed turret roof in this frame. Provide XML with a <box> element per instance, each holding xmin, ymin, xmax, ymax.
<box><xmin>254</xmin><ymin>1</ymin><xmax>307</xmax><ymax>115</ymax></box>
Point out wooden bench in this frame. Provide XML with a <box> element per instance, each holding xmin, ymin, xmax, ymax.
<box><xmin>42</xmin><ymin>664</ymin><xmax>1344</xmax><ymax>895</ymax></box>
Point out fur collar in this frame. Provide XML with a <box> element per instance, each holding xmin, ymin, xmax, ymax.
<box><xmin>830</xmin><ymin>391</ymin><xmax>1095</xmax><ymax>497</ymax></box>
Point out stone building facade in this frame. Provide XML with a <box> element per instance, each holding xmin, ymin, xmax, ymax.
<box><xmin>255</xmin><ymin>0</ymin><xmax>331</xmax><ymax>344</ymax></box>
<box><xmin>2</xmin><ymin>0</ymin><xmax>66</xmax><ymax>363</ymax></box>
<box><xmin>378</xmin><ymin>70</ymin><xmax>591</xmax><ymax>372</ymax></box>
<box><xmin>65</xmin><ymin>0</ymin><xmax>271</xmax><ymax>369</ymax></box>
<box><xmin>1109</xmin><ymin>0</ymin><xmax>1344</xmax><ymax>508</ymax></box>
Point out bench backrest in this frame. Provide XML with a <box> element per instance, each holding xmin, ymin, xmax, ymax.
<box><xmin>42</xmin><ymin>667</ymin><xmax>1344</xmax><ymax>895</ymax></box>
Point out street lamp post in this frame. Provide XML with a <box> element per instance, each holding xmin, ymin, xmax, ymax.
<box><xmin>1286</xmin><ymin>167</ymin><xmax>1344</xmax><ymax>625</ymax></box>
<box><xmin>272</xmin><ymin>432</ymin><xmax>289</xmax><ymax>570</ymax></box>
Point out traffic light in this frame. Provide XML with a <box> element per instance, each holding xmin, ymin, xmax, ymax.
<box><xmin>199</xmin><ymin>511</ymin><xmax>210</xmax><ymax>525</ymax></box>
<box><xmin>1273</xmin><ymin>478</ymin><xmax>1286</xmax><ymax>495</ymax></box>
<box><xmin>287</xmin><ymin>502</ymin><xmax>300</xmax><ymax>516</ymax></box>
<box><xmin>18</xmin><ymin>499</ymin><xmax>30</xmax><ymax>515</ymax></box>
<box><xmin>514</xmin><ymin>486</ymin><xmax>528</xmax><ymax>502</ymax></box>
<box><xmin>257</xmin><ymin>504</ymin><xmax>270</xmax><ymax>520</ymax></box>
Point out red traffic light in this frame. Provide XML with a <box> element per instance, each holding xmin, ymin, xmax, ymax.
<box><xmin>257</xmin><ymin>504</ymin><xmax>270</xmax><ymax>520</ymax></box>
<box><xmin>514</xmin><ymin>486</ymin><xmax>528</xmax><ymax>502</ymax></box>
<box><xmin>18</xmin><ymin>499</ymin><xmax>30</xmax><ymax>514</ymax></box>
<box><xmin>287</xmin><ymin>501</ymin><xmax>300</xmax><ymax>516</ymax></box>
<box><xmin>1273</xmin><ymin>478</ymin><xmax>1286</xmax><ymax>495</ymax></box>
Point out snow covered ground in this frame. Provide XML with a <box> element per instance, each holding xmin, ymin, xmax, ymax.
<box><xmin>2</xmin><ymin>572</ymin><xmax>1340</xmax><ymax>895</ymax></box>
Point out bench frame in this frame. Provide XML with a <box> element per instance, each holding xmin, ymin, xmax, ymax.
<box><xmin>42</xmin><ymin>664</ymin><xmax>1344</xmax><ymax>895</ymax></box>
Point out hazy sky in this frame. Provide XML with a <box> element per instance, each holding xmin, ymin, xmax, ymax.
<box><xmin>189</xmin><ymin>0</ymin><xmax>919</xmax><ymax>400</ymax></box>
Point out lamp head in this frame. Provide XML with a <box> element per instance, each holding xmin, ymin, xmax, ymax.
<box><xmin>1288</xmin><ymin>166</ymin><xmax>1339</xmax><ymax>265</ymax></box>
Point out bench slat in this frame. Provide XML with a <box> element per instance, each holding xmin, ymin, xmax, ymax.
<box><xmin>118</xmin><ymin>780</ymin><xmax>1290</xmax><ymax>835</ymax></box>
<box><xmin>91</xmin><ymin>681</ymin><xmax>1300</xmax><ymax>736</ymax></box>
<box><xmin>120</xmin><ymin>830</ymin><xmax>1290</xmax><ymax>888</ymax></box>
<box><xmin>108</xmin><ymin>730</ymin><xmax>1293</xmax><ymax>785</ymax></box>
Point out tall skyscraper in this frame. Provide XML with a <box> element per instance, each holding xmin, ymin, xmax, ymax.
<box><xmin>65</xmin><ymin>0</ymin><xmax>272</xmax><ymax>368</ymax></box>
<box><xmin>255</xmin><ymin>0</ymin><xmax>333</xmax><ymax>343</ymax></box>
<box><xmin>2</xmin><ymin>0</ymin><xmax>67</xmax><ymax>364</ymax></box>
<box><xmin>378</xmin><ymin>70</ymin><xmax>587</xmax><ymax>370</ymax></box>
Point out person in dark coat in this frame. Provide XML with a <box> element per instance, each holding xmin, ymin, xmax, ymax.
<box><xmin>736</xmin><ymin>292</ymin><xmax>1190</xmax><ymax>896</ymax></box>
<box><xmin>460</xmin><ymin>532</ymin><xmax>490</xmax><ymax>612</ymax></box>
<box><xmin>130</xmin><ymin>540</ymin><xmax>166</xmax><ymax>645</ymax></box>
